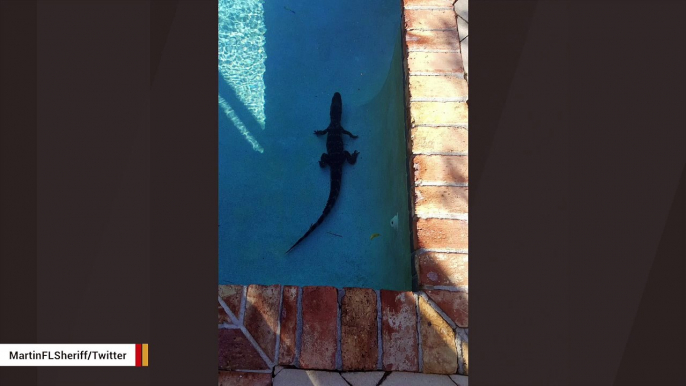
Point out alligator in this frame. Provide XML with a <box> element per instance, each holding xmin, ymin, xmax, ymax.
<box><xmin>286</xmin><ymin>92</ymin><xmax>359</xmax><ymax>253</ymax></box>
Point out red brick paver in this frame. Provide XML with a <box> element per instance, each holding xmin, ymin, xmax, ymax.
<box><xmin>419</xmin><ymin>297</ymin><xmax>457</xmax><ymax>374</ymax></box>
<box><xmin>219</xmin><ymin>285</ymin><xmax>244</xmax><ymax>321</ymax></box>
<box><xmin>416</xmin><ymin>218</ymin><xmax>468</xmax><ymax>250</ymax></box>
<box><xmin>415</xmin><ymin>186</ymin><xmax>468</xmax><ymax>217</ymax></box>
<box><xmin>410</xmin><ymin>102</ymin><xmax>468</xmax><ymax>126</ymax></box>
<box><xmin>404</xmin><ymin>9</ymin><xmax>457</xmax><ymax>31</ymax></box>
<box><xmin>407</xmin><ymin>53</ymin><xmax>464</xmax><ymax>75</ymax></box>
<box><xmin>418</xmin><ymin>252</ymin><xmax>469</xmax><ymax>287</ymax></box>
<box><xmin>381</xmin><ymin>290</ymin><xmax>419</xmax><ymax>372</ymax></box>
<box><xmin>404</xmin><ymin>0</ymin><xmax>455</xmax><ymax>7</ymax></box>
<box><xmin>300</xmin><ymin>286</ymin><xmax>338</xmax><ymax>370</ymax></box>
<box><xmin>412</xmin><ymin>126</ymin><xmax>468</xmax><ymax>154</ymax></box>
<box><xmin>278</xmin><ymin>286</ymin><xmax>298</xmax><ymax>366</ymax></box>
<box><xmin>218</xmin><ymin>329</ymin><xmax>268</xmax><ymax>371</ymax></box>
<box><xmin>413</xmin><ymin>155</ymin><xmax>468</xmax><ymax>185</ymax></box>
<box><xmin>244</xmin><ymin>285</ymin><xmax>281</xmax><ymax>360</ymax></box>
<box><xmin>425</xmin><ymin>290</ymin><xmax>468</xmax><ymax>328</ymax></box>
<box><xmin>218</xmin><ymin>371</ymin><xmax>272</xmax><ymax>386</ymax></box>
<box><xmin>341</xmin><ymin>288</ymin><xmax>378</xmax><ymax>371</ymax></box>
<box><xmin>406</xmin><ymin>30</ymin><xmax>460</xmax><ymax>52</ymax></box>
<box><xmin>409</xmin><ymin>76</ymin><xmax>468</xmax><ymax>101</ymax></box>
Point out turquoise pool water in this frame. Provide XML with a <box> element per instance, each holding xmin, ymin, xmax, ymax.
<box><xmin>218</xmin><ymin>0</ymin><xmax>411</xmax><ymax>290</ymax></box>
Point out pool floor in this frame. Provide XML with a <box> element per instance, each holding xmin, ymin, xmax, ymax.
<box><xmin>218</xmin><ymin>0</ymin><xmax>412</xmax><ymax>291</ymax></box>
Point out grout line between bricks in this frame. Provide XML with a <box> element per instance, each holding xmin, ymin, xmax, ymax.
<box><xmin>410</xmin><ymin>72</ymin><xmax>465</xmax><ymax>78</ymax></box>
<box><xmin>336</xmin><ymin>288</ymin><xmax>344</xmax><ymax>371</ymax></box>
<box><xmin>407</xmin><ymin>28</ymin><xmax>459</xmax><ymax>32</ymax></box>
<box><xmin>294</xmin><ymin>287</ymin><xmax>303</xmax><ymax>368</ymax></box>
<box><xmin>415</xmin><ymin>292</ymin><xmax>423</xmax><ymax>373</ymax></box>
<box><xmin>239</xmin><ymin>286</ymin><xmax>247</xmax><ymax>323</ymax></box>
<box><xmin>415</xmin><ymin>213</ymin><xmax>468</xmax><ymax>220</ymax></box>
<box><xmin>412</xmin><ymin>248</ymin><xmax>469</xmax><ymax>257</ymax></box>
<box><xmin>409</xmin><ymin>73</ymin><xmax>464</xmax><ymax>77</ymax></box>
<box><xmin>415</xmin><ymin>247</ymin><xmax>469</xmax><ymax>255</ymax></box>
<box><xmin>416</xmin><ymin>182</ymin><xmax>468</xmax><ymax>187</ymax></box>
<box><xmin>410</xmin><ymin>97</ymin><xmax>468</xmax><ymax>102</ymax></box>
<box><xmin>421</xmin><ymin>285</ymin><xmax>469</xmax><ymax>293</ymax></box>
<box><xmin>376</xmin><ymin>289</ymin><xmax>383</xmax><ymax>370</ymax></box>
<box><xmin>408</xmin><ymin>49</ymin><xmax>461</xmax><ymax>53</ymax></box>
<box><xmin>419</xmin><ymin>291</ymin><xmax>457</xmax><ymax>330</ymax></box>
<box><xmin>404</xmin><ymin>6</ymin><xmax>454</xmax><ymax>10</ymax></box>
<box><xmin>456</xmin><ymin>327</ymin><xmax>468</xmax><ymax>375</ymax></box>
<box><xmin>412</xmin><ymin>124</ymin><xmax>468</xmax><ymax>129</ymax></box>
<box><xmin>455</xmin><ymin>331</ymin><xmax>464</xmax><ymax>375</ymax></box>
<box><xmin>232</xmin><ymin>369</ymin><xmax>272</xmax><ymax>374</ymax></box>
<box><xmin>273</xmin><ymin>285</ymin><xmax>284</xmax><ymax>365</ymax></box>
<box><xmin>412</xmin><ymin>151</ymin><xmax>468</xmax><ymax>156</ymax></box>
<box><xmin>219</xmin><ymin>295</ymin><xmax>274</xmax><ymax>369</ymax></box>
<box><xmin>218</xmin><ymin>296</ymin><xmax>240</xmax><ymax>326</ymax></box>
<box><xmin>239</xmin><ymin>324</ymin><xmax>274</xmax><ymax>369</ymax></box>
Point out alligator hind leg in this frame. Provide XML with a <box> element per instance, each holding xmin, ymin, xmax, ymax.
<box><xmin>345</xmin><ymin>150</ymin><xmax>359</xmax><ymax>165</ymax></box>
<box><xmin>319</xmin><ymin>153</ymin><xmax>330</xmax><ymax>167</ymax></box>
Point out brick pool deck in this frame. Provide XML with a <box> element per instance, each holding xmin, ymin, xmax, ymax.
<box><xmin>219</xmin><ymin>0</ymin><xmax>468</xmax><ymax>384</ymax></box>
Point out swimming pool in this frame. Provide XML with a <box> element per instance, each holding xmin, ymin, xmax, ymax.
<box><xmin>218</xmin><ymin>0</ymin><xmax>411</xmax><ymax>291</ymax></box>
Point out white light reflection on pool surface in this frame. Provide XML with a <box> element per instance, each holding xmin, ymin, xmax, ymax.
<box><xmin>218</xmin><ymin>0</ymin><xmax>267</xmax><ymax>152</ymax></box>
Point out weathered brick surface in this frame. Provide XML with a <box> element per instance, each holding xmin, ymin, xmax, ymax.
<box><xmin>419</xmin><ymin>297</ymin><xmax>457</xmax><ymax>374</ymax></box>
<box><xmin>219</xmin><ymin>285</ymin><xmax>244</xmax><ymax>320</ymax></box>
<box><xmin>219</xmin><ymin>301</ymin><xmax>231</xmax><ymax>325</ymax></box>
<box><xmin>404</xmin><ymin>9</ymin><xmax>457</xmax><ymax>31</ymax></box>
<box><xmin>406</xmin><ymin>30</ymin><xmax>460</xmax><ymax>52</ymax></box>
<box><xmin>278</xmin><ymin>286</ymin><xmax>298</xmax><ymax>366</ymax></box>
<box><xmin>244</xmin><ymin>284</ymin><xmax>281</xmax><ymax>360</ymax></box>
<box><xmin>413</xmin><ymin>155</ymin><xmax>468</xmax><ymax>184</ymax></box>
<box><xmin>426</xmin><ymin>290</ymin><xmax>468</xmax><ymax>328</ymax></box>
<box><xmin>408</xmin><ymin>52</ymin><xmax>464</xmax><ymax>75</ymax></box>
<box><xmin>411</xmin><ymin>127</ymin><xmax>467</xmax><ymax>154</ymax></box>
<box><xmin>404</xmin><ymin>0</ymin><xmax>455</xmax><ymax>7</ymax></box>
<box><xmin>341</xmin><ymin>288</ymin><xmax>378</xmax><ymax>371</ymax></box>
<box><xmin>409</xmin><ymin>76</ymin><xmax>468</xmax><ymax>101</ymax></box>
<box><xmin>300</xmin><ymin>286</ymin><xmax>338</xmax><ymax>370</ymax></box>
<box><xmin>218</xmin><ymin>371</ymin><xmax>272</xmax><ymax>386</ymax></box>
<box><xmin>416</xmin><ymin>218</ymin><xmax>468</xmax><ymax>250</ymax></box>
<box><xmin>381</xmin><ymin>291</ymin><xmax>419</xmax><ymax>372</ymax></box>
<box><xmin>410</xmin><ymin>102</ymin><xmax>468</xmax><ymax>126</ymax></box>
<box><xmin>415</xmin><ymin>186</ymin><xmax>468</xmax><ymax>217</ymax></box>
<box><xmin>218</xmin><ymin>329</ymin><xmax>268</xmax><ymax>370</ymax></box>
<box><xmin>418</xmin><ymin>252</ymin><xmax>469</xmax><ymax>287</ymax></box>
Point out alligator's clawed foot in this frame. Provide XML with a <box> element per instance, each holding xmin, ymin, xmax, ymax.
<box><xmin>345</xmin><ymin>150</ymin><xmax>359</xmax><ymax>165</ymax></box>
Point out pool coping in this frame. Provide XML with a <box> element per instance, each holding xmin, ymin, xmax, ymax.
<box><xmin>219</xmin><ymin>0</ymin><xmax>468</xmax><ymax>381</ymax></box>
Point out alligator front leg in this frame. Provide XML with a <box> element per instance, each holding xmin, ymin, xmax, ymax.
<box><xmin>314</xmin><ymin>129</ymin><xmax>329</xmax><ymax>136</ymax></box>
<box><xmin>341</xmin><ymin>128</ymin><xmax>358</xmax><ymax>139</ymax></box>
<box><xmin>345</xmin><ymin>150</ymin><xmax>359</xmax><ymax>165</ymax></box>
